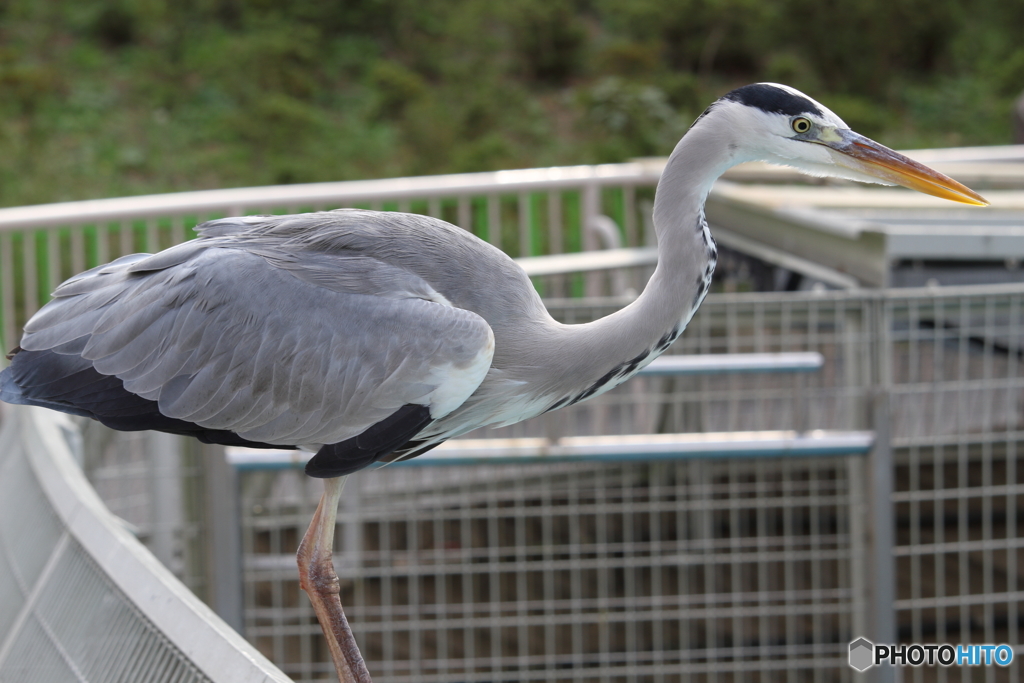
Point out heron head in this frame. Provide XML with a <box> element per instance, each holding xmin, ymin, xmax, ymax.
<box><xmin>695</xmin><ymin>83</ymin><xmax>988</xmax><ymax>206</ymax></box>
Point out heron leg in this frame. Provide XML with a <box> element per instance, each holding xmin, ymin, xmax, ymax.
<box><xmin>297</xmin><ymin>475</ymin><xmax>372</xmax><ymax>683</ymax></box>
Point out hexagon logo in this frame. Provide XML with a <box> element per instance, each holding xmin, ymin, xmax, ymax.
<box><xmin>849</xmin><ymin>637</ymin><xmax>875</xmax><ymax>671</ymax></box>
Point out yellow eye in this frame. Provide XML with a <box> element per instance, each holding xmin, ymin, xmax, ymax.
<box><xmin>792</xmin><ymin>117</ymin><xmax>812</xmax><ymax>134</ymax></box>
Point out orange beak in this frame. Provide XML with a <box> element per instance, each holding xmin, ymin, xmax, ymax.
<box><xmin>821</xmin><ymin>130</ymin><xmax>989</xmax><ymax>206</ymax></box>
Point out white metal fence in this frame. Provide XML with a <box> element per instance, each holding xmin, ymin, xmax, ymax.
<box><xmin>0</xmin><ymin>161</ymin><xmax>669</xmax><ymax>353</ymax></box>
<box><xmin>217</xmin><ymin>285</ymin><xmax>1024</xmax><ymax>683</ymax></box>
<box><xmin>240</xmin><ymin>453</ymin><xmax>862</xmax><ymax>683</ymax></box>
<box><xmin>4</xmin><ymin>160</ymin><xmax>1024</xmax><ymax>682</ymax></box>
<box><xmin>0</xmin><ymin>403</ymin><xmax>291</xmax><ymax>683</ymax></box>
<box><xmin>13</xmin><ymin>282</ymin><xmax>1024</xmax><ymax>681</ymax></box>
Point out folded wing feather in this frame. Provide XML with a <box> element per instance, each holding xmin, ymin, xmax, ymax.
<box><xmin>18</xmin><ymin>239</ymin><xmax>495</xmax><ymax>449</ymax></box>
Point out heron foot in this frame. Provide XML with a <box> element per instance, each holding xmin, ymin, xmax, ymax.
<box><xmin>297</xmin><ymin>476</ymin><xmax>372</xmax><ymax>683</ymax></box>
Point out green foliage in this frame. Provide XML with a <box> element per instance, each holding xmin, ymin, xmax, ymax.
<box><xmin>506</xmin><ymin>0</ymin><xmax>587</xmax><ymax>86</ymax></box>
<box><xmin>576</xmin><ymin>78</ymin><xmax>688</xmax><ymax>161</ymax></box>
<box><xmin>0</xmin><ymin>0</ymin><xmax>1019</xmax><ymax>207</ymax></box>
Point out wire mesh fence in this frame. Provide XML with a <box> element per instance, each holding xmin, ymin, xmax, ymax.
<box><xmin>0</xmin><ymin>406</ymin><xmax>290</xmax><ymax>683</ymax></box>
<box><xmin>882</xmin><ymin>292</ymin><xmax>1024</xmax><ymax>683</ymax></box>
<box><xmin>5</xmin><ymin>158</ymin><xmax>1024</xmax><ymax>680</ymax></box>
<box><xmin>51</xmin><ymin>284</ymin><xmax>1024</xmax><ymax>682</ymax></box>
<box><xmin>241</xmin><ymin>456</ymin><xmax>862</xmax><ymax>683</ymax></box>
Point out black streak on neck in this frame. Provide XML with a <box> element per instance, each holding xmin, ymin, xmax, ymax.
<box><xmin>549</xmin><ymin>324</ymin><xmax>684</xmax><ymax>412</ymax></box>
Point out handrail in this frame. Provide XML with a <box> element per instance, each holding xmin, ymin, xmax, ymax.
<box><xmin>516</xmin><ymin>246</ymin><xmax>658</xmax><ymax>277</ymax></box>
<box><xmin>226</xmin><ymin>430</ymin><xmax>874</xmax><ymax>470</ymax></box>
<box><xmin>0</xmin><ymin>162</ymin><xmax>665</xmax><ymax>232</ymax></box>
<box><xmin>2</xmin><ymin>143</ymin><xmax>1018</xmax><ymax>232</ymax></box>
<box><xmin>636</xmin><ymin>352</ymin><xmax>824</xmax><ymax>375</ymax></box>
<box><xmin>0</xmin><ymin>405</ymin><xmax>292</xmax><ymax>683</ymax></box>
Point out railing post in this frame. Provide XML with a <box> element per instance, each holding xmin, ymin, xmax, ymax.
<box><xmin>149</xmin><ymin>431</ymin><xmax>185</xmax><ymax>578</ymax></box>
<box><xmin>583</xmin><ymin>182</ymin><xmax>601</xmax><ymax>297</ymax></box>
<box><xmin>340</xmin><ymin>474</ymin><xmax>363</xmax><ymax>577</ymax></box>
<box><xmin>868</xmin><ymin>390</ymin><xmax>896</xmax><ymax>683</ymax></box>
<box><xmin>846</xmin><ymin>454</ymin><xmax>869</xmax><ymax>642</ymax></box>
<box><xmin>0</xmin><ymin>231</ymin><xmax>14</xmax><ymax>355</ymax></box>
<box><xmin>203</xmin><ymin>443</ymin><xmax>244</xmax><ymax>633</ymax></box>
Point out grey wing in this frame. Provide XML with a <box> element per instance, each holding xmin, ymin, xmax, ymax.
<box><xmin>19</xmin><ymin>242</ymin><xmax>495</xmax><ymax>447</ymax></box>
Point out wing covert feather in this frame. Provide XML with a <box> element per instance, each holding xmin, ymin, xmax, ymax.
<box><xmin>21</xmin><ymin>244</ymin><xmax>494</xmax><ymax>447</ymax></box>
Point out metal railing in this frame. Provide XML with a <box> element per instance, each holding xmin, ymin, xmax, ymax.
<box><xmin>4</xmin><ymin>145</ymin><xmax>1020</xmax><ymax>354</ymax></box>
<box><xmin>227</xmin><ymin>349</ymin><xmax>874</xmax><ymax>682</ymax></box>
<box><xmin>0</xmin><ymin>161</ymin><xmax>670</xmax><ymax>352</ymax></box>
<box><xmin>4</xmin><ymin>155</ymin><xmax>1024</xmax><ymax>682</ymax></box>
<box><xmin>212</xmin><ymin>284</ymin><xmax>1022</xmax><ymax>683</ymax></box>
<box><xmin>0</xmin><ymin>403</ymin><xmax>292</xmax><ymax>683</ymax></box>
<box><xmin>11</xmin><ymin>282</ymin><xmax>1024</xmax><ymax>682</ymax></box>
<box><xmin>225</xmin><ymin>351</ymin><xmax>855</xmax><ymax>469</ymax></box>
<box><xmin>240</xmin><ymin>451</ymin><xmax>866</xmax><ymax>682</ymax></box>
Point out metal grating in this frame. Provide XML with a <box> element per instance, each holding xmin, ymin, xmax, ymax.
<box><xmin>0</xmin><ymin>412</ymin><xmax>62</xmax><ymax>648</ymax></box>
<box><xmin>884</xmin><ymin>293</ymin><xmax>1024</xmax><ymax>683</ymax></box>
<box><xmin>77</xmin><ymin>425</ymin><xmax>210</xmax><ymax>602</ymax></box>
<box><xmin>241</xmin><ymin>457</ymin><xmax>861</xmax><ymax>683</ymax></box>
<box><xmin>0</xmin><ymin>536</ymin><xmax>211</xmax><ymax>683</ymax></box>
<box><xmin>0</xmin><ymin>413</ymin><xmax>213</xmax><ymax>682</ymax></box>
<box><xmin>0</xmin><ymin>405</ymin><xmax>292</xmax><ymax>683</ymax></box>
<box><xmin>8</xmin><ymin>252</ymin><xmax>1024</xmax><ymax>680</ymax></box>
<box><xmin>229</xmin><ymin>286</ymin><xmax>1024</xmax><ymax>681</ymax></box>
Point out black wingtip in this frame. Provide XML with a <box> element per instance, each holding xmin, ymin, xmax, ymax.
<box><xmin>1</xmin><ymin>348</ymin><xmax>299</xmax><ymax>450</ymax></box>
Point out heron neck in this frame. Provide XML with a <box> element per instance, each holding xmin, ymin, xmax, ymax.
<box><xmin>624</xmin><ymin>121</ymin><xmax>740</xmax><ymax>342</ymax></box>
<box><xmin>543</xmin><ymin>126</ymin><xmax>739</xmax><ymax>401</ymax></box>
<box><xmin>650</xmin><ymin>118</ymin><xmax>740</xmax><ymax>275</ymax></box>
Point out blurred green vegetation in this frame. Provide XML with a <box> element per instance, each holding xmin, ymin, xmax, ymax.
<box><xmin>0</xmin><ymin>0</ymin><xmax>1021</xmax><ymax>207</ymax></box>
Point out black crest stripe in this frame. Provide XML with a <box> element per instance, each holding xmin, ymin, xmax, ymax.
<box><xmin>721</xmin><ymin>84</ymin><xmax>823</xmax><ymax>118</ymax></box>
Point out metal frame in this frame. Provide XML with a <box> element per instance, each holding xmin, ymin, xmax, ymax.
<box><xmin>4</xmin><ymin>149</ymin><xmax>1024</xmax><ymax>681</ymax></box>
<box><xmin>12</xmin><ymin>281</ymin><xmax>1024</xmax><ymax>682</ymax></box>
<box><xmin>0</xmin><ymin>161</ymin><xmax>665</xmax><ymax>352</ymax></box>
<box><xmin>226</xmin><ymin>430</ymin><xmax>873</xmax><ymax>470</ymax></box>
<box><xmin>225</xmin><ymin>338</ymin><xmax>881</xmax><ymax>682</ymax></box>
<box><xmin>238</xmin><ymin>455</ymin><xmax>866</xmax><ymax>683</ymax></box>
<box><xmin>0</xmin><ymin>404</ymin><xmax>292</xmax><ymax>683</ymax></box>
<box><xmin>8</xmin><ymin>147</ymin><xmax>1020</xmax><ymax>353</ymax></box>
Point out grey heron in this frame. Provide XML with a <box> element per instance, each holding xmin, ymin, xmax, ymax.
<box><xmin>0</xmin><ymin>83</ymin><xmax>987</xmax><ymax>682</ymax></box>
